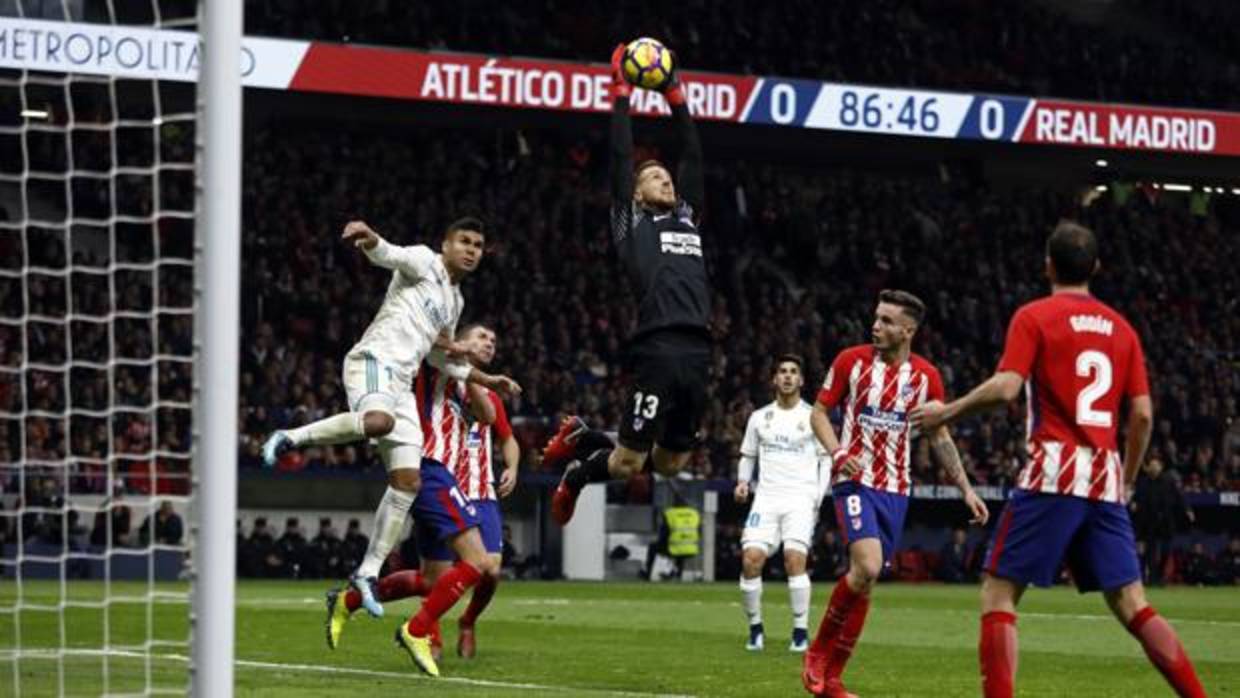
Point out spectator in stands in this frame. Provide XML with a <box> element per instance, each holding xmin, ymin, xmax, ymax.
<box><xmin>241</xmin><ymin>517</ymin><xmax>282</xmax><ymax>578</ymax></box>
<box><xmin>20</xmin><ymin>477</ymin><xmax>56</xmax><ymax>543</ymax></box>
<box><xmin>90</xmin><ymin>497</ymin><xmax>133</xmax><ymax>548</ymax></box>
<box><xmin>276</xmin><ymin>517</ymin><xmax>307</xmax><ymax>578</ymax></box>
<box><xmin>236</xmin><ymin>519</ymin><xmax>245</xmax><ymax>576</ymax></box>
<box><xmin>307</xmin><ymin>517</ymin><xmax>343</xmax><ymax>579</ymax></box>
<box><xmin>812</xmin><ymin>528</ymin><xmax>847</xmax><ymax>581</ymax></box>
<box><xmin>1220</xmin><ymin>536</ymin><xmax>1240</xmax><ymax>586</ymax></box>
<box><xmin>340</xmin><ymin>518</ymin><xmax>368</xmax><ymax>574</ymax></box>
<box><xmin>139</xmin><ymin>501</ymin><xmax>184</xmax><ymax>546</ymax></box>
<box><xmin>0</xmin><ymin>497</ymin><xmax>8</xmax><ymax>548</ymax></box>
<box><xmin>936</xmin><ymin>527</ymin><xmax>972</xmax><ymax>584</ymax></box>
<box><xmin>715</xmin><ymin>522</ymin><xmax>743</xmax><ymax>582</ymax></box>
<box><xmin>1131</xmin><ymin>457</ymin><xmax>1193</xmax><ymax>585</ymax></box>
<box><xmin>1181</xmin><ymin>542</ymin><xmax>1218</xmax><ymax>586</ymax></box>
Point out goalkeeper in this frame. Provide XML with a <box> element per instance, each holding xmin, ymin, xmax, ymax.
<box><xmin>543</xmin><ymin>43</ymin><xmax>714</xmax><ymax>526</ymax></box>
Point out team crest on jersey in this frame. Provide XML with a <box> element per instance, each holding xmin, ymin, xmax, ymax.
<box><xmin>764</xmin><ymin>411</ymin><xmax>774</xmax><ymax>421</ymax></box>
<box><xmin>900</xmin><ymin>383</ymin><xmax>916</xmax><ymax>399</ymax></box>
<box><xmin>466</xmin><ymin>504</ymin><xmax>478</xmax><ymax>517</ymax></box>
<box><xmin>852</xmin><ymin>517</ymin><xmax>862</xmax><ymax>531</ymax></box>
<box><xmin>797</xmin><ymin>421</ymin><xmax>806</xmax><ymax>431</ymax></box>
<box><xmin>633</xmin><ymin>417</ymin><xmax>645</xmax><ymax>432</ymax></box>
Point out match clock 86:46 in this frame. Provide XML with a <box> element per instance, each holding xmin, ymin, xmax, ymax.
<box><xmin>815</xmin><ymin>85</ymin><xmax>974</xmax><ymax>138</ymax></box>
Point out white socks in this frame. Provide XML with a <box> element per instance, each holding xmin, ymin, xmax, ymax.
<box><xmin>789</xmin><ymin>574</ymin><xmax>811</xmax><ymax>630</ymax></box>
<box><xmin>740</xmin><ymin>575</ymin><xmax>763</xmax><ymax>626</ymax></box>
<box><xmin>354</xmin><ymin>486</ymin><xmax>416</xmax><ymax>579</ymax></box>
<box><xmin>286</xmin><ymin>412</ymin><xmax>366</xmax><ymax>446</ymax></box>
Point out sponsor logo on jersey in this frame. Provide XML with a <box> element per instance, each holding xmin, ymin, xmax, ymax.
<box><xmin>422</xmin><ymin>297</ymin><xmax>448</xmax><ymax>330</ymax></box>
<box><xmin>659</xmin><ymin>231</ymin><xmax>703</xmax><ymax>257</ymax></box>
<box><xmin>857</xmin><ymin>405</ymin><xmax>908</xmax><ymax>431</ymax></box>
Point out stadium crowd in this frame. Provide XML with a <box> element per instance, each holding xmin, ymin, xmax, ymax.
<box><xmin>244</xmin><ymin>0</ymin><xmax>1240</xmax><ymax>110</ymax></box>
<box><xmin>229</xmin><ymin>122</ymin><xmax>1240</xmax><ymax>499</ymax></box>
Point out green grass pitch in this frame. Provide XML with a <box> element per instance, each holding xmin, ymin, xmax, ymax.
<box><xmin>1</xmin><ymin>579</ymin><xmax>1236</xmax><ymax>696</ymax></box>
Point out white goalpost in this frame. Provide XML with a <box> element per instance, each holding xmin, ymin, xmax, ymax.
<box><xmin>191</xmin><ymin>0</ymin><xmax>240</xmax><ymax>696</ymax></box>
<box><xmin>0</xmin><ymin>0</ymin><xmax>241</xmax><ymax>695</ymax></box>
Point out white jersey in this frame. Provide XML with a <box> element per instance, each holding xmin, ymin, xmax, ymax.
<box><xmin>350</xmin><ymin>239</ymin><xmax>467</xmax><ymax>383</ymax></box>
<box><xmin>739</xmin><ymin>400</ymin><xmax>825</xmax><ymax>500</ymax></box>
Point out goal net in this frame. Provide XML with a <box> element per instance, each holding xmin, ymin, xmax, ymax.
<box><xmin>0</xmin><ymin>1</ymin><xmax>231</xmax><ymax>694</ymax></box>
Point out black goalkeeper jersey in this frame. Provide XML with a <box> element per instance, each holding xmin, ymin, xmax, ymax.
<box><xmin>610</xmin><ymin>97</ymin><xmax>712</xmax><ymax>348</ymax></box>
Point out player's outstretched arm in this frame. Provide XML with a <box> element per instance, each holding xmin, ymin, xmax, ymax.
<box><xmin>911</xmin><ymin>370</ymin><xmax>1023</xmax><ymax>431</ymax></box>
<box><xmin>662</xmin><ymin>76</ymin><xmax>705</xmax><ymax>213</ymax></box>
<box><xmin>608</xmin><ymin>44</ymin><xmax>636</xmax><ymax>241</ymax></box>
<box><xmin>342</xmin><ymin>220</ymin><xmax>433</xmax><ymax>280</ymax></box>
<box><xmin>1122</xmin><ymin>395</ymin><xmax>1154</xmax><ymax>494</ymax></box>
<box><xmin>426</xmin><ymin>346</ymin><xmax>522</xmax><ymax>397</ymax></box>
<box><xmin>466</xmin><ymin>381</ymin><xmax>497</xmax><ymax>425</ymax></box>
<box><xmin>928</xmin><ymin>426</ymin><xmax>989</xmax><ymax>525</ymax></box>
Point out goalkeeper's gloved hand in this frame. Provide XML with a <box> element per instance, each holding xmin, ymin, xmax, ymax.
<box><xmin>660</xmin><ymin>51</ymin><xmax>685</xmax><ymax>107</ymax></box>
<box><xmin>609</xmin><ymin>43</ymin><xmax>632</xmax><ymax>100</ymax></box>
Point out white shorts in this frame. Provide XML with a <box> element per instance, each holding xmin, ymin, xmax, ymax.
<box><xmin>343</xmin><ymin>351</ymin><xmax>422</xmax><ymax>470</ymax></box>
<box><xmin>741</xmin><ymin>492</ymin><xmax>817</xmax><ymax>556</ymax></box>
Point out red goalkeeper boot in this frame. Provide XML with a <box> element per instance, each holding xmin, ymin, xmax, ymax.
<box><xmin>542</xmin><ymin>416</ymin><xmax>586</xmax><ymax>469</ymax></box>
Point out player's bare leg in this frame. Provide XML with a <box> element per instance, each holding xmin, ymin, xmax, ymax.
<box><xmin>804</xmin><ymin>538</ymin><xmax>880</xmax><ymax>697</ymax></box>
<box><xmin>740</xmin><ymin>546</ymin><xmax>768</xmax><ymax>651</ymax></box>
<box><xmin>1104</xmin><ymin>581</ymin><xmax>1206</xmax><ymax>698</ymax></box>
<box><xmin>396</xmin><ymin>528</ymin><xmax>489</xmax><ymax>677</ymax></box>
<box><xmin>351</xmin><ymin>456</ymin><xmax>421</xmax><ymax>618</ymax></box>
<box><xmin>264</xmin><ymin>408</ymin><xmax>390</xmax><ymax>467</ymax></box>
<box><xmin>457</xmin><ymin>551</ymin><xmax>503</xmax><ymax>658</ymax></box>
<box><xmin>784</xmin><ymin>549</ymin><xmax>811</xmax><ymax>652</ymax></box>
<box><xmin>978</xmin><ymin>574</ymin><xmax>1026</xmax><ymax>698</ymax></box>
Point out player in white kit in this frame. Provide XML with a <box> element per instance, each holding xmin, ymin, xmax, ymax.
<box><xmin>734</xmin><ymin>354</ymin><xmax>830</xmax><ymax>652</ymax></box>
<box><xmin>260</xmin><ymin>218</ymin><xmax>519</xmax><ymax>617</ymax></box>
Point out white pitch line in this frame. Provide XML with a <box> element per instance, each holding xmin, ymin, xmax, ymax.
<box><xmin>3</xmin><ymin>648</ymin><xmax>697</xmax><ymax>698</ymax></box>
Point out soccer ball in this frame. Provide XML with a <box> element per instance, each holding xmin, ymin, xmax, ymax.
<box><xmin>621</xmin><ymin>37</ymin><xmax>675</xmax><ymax>90</ymax></box>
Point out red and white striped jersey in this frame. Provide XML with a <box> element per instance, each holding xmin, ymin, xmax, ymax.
<box><xmin>997</xmin><ymin>293</ymin><xmax>1148</xmax><ymax>503</ymax></box>
<box><xmin>456</xmin><ymin>389</ymin><xmax>513</xmax><ymax>501</ymax></box>
<box><xmin>817</xmin><ymin>345</ymin><xmax>944</xmax><ymax>496</ymax></box>
<box><xmin>414</xmin><ymin>363</ymin><xmax>470</xmax><ymax>469</ymax></box>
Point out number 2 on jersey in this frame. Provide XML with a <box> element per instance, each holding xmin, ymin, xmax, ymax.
<box><xmin>1075</xmin><ymin>350</ymin><xmax>1113</xmax><ymax>428</ymax></box>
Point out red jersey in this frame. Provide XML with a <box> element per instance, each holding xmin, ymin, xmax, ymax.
<box><xmin>817</xmin><ymin>345</ymin><xmax>945</xmax><ymax>496</ymax></box>
<box><xmin>998</xmin><ymin>293</ymin><xmax>1149</xmax><ymax>503</ymax></box>
<box><xmin>414</xmin><ymin>363</ymin><xmax>470</xmax><ymax>468</ymax></box>
<box><xmin>456</xmin><ymin>389</ymin><xmax>513</xmax><ymax>501</ymax></box>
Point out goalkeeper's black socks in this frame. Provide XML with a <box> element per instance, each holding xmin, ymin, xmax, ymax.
<box><xmin>564</xmin><ymin>430</ymin><xmax>615</xmax><ymax>492</ymax></box>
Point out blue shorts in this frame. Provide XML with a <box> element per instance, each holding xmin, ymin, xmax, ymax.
<box><xmin>474</xmin><ymin>500</ymin><xmax>503</xmax><ymax>555</ymax></box>
<box><xmin>983</xmin><ymin>489</ymin><xmax>1141</xmax><ymax>593</ymax></box>
<box><xmin>832</xmin><ymin>481</ymin><xmax>909</xmax><ymax>565</ymax></box>
<box><xmin>414</xmin><ymin>459</ymin><xmax>480</xmax><ymax>562</ymax></box>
